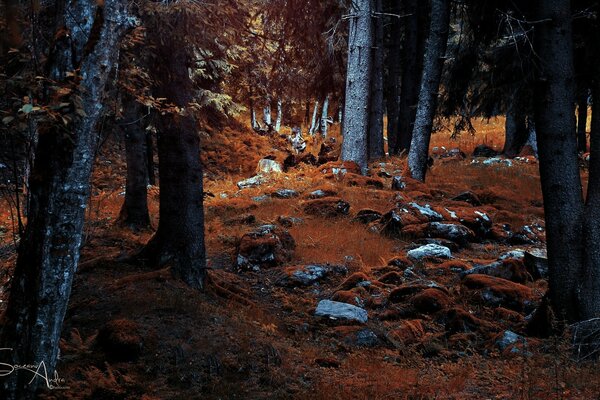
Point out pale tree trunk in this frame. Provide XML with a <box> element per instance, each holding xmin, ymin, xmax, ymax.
<box><xmin>533</xmin><ymin>0</ymin><xmax>584</xmax><ymax>322</ymax></box>
<box><xmin>577</xmin><ymin>91</ymin><xmax>588</xmax><ymax>153</ymax></box>
<box><xmin>368</xmin><ymin>0</ymin><xmax>385</xmax><ymax>160</ymax></box>
<box><xmin>320</xmin><ymin>95</ymin><xmax>330</xmax><ymax>137</ymax></box>
<box><xmin>396</xmin><ymin>0</ymin><xmax>428</xmax><ymax>154</ymax></box>
<box><xmin>309</xmin><ymin>100</ymin><xmax>320</xmax><ymax>135</ymax></box>
<box><xmin>0</xmin><ymin>2</ymin><xmax>131</xmax><ymax>399</ymax></box>
<box><xmin>408</xmin><ymin>0</ymin><xmax>450</xmax><ymax>181</ymax></box>
<box><xmin>263</xmin><ymin>98</ymin><xmax>272</xmax><ymax>127</ymax></box>
<box><xmin>275</xmin><ymin>99</ymin><xmax>282</xmax><ymax>132</ymax></box>
<box><xmin>384</xmin><ymin>0</ymin><xmax>401</xmax><ymax>153</ymax></box>
<box><xmin>251</xmin><ymin>103</ymin><xmax>259</xmax><ymax>130</ymax></box>
<box><xmin>341</xmin><ymin>0</ymin><xmax>373</xmax><ymax>173</ymax></box>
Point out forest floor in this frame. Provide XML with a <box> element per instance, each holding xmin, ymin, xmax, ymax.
<box><xmin>1</xmin><ymin>118</ymin><xmax>599</xmax><ymax>399</ymax></box>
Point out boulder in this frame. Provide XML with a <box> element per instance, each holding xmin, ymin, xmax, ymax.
<box><xmin>236</xmin><ymin>225</ymin><xmax>295</xmax><ymax>271</ymax></box>
<box><xmin>409</xmin><ymin>202</ymin><xmax>444</xmax><ymax>221</ymax></box>
<box><xmin>462</xmin><ymin>274</ymin><xmax>534</xmax><ymax>311</ymax></box>
<box><xmin>315</xmin><ymin>300</ymin><xmax>368</xmax><ymax>323</ymax></box>
<box><xmin>523</xmin><ymin>248</ymin><xmax>548</xmax><ymax>279</ymax></box>
<box><xmin>461</xmin><ymin>258</ymin><xmax>530</xmax><ymax>283</ymax></box>
<box><xmin>237</xmin><ymin>175</ymin><xmax>268</xmax><ymax>189</ymax></box>
<box><xmin>256</xmin><ymin>158</ymin><xmax>283</xmax><ymax>174</ymax></box>
<box><xmin>389</xmin><ymin>320</ymin><xmax>425</xmax><ymax>345</ymax></box>
<box><xmin>277</xmin><ymin>215</ymin><xmax>304</xmax><ymax>228</ymax></box>
<box><xmin>308</xmin><ymin>188</ymin><xmax>338</xmax><ymax>199</ymax></box>
<box><xmin>496</xmin><ymin>330</ymin><xmax>527</xmax><ymax>354</ymax></box>
<box><xmin>412</xmin><ymin>288</ymin><xmax>452</xmax><ymax>314</ymax></box>
<box><xmin>426</xmin><ymin>222</ymin><xmax>475</xmax><ymax>245</ymax></box>
<box><xmin>282</xmin><ymin>264</ymin><xmax>330</xmax><ymax>286</ymax></box>
<box><xmin>389</xmin><ymin>281</ymin><xmax>447</xmax><ymax>303</ymax></box>
<box><xmin>353</xmin><ymin>209</ymin><xmax>383</xmax><ymax>224</ymax></box>
<box><xmin>407</xmin><ymin>244</ymin><xmax>452</xmax><ymax>261</ymax></box>
<box><xmin>271</xmin><ymin>189</ymin><xmax>299</xmax><ymax>199</ymax></box>
<box><xmin>303</xmin><ymin>197</ymin><xmax>350</xmax><ymax>218</ymax></box>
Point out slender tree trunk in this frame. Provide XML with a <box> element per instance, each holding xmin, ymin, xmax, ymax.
<box><xmin>384</xmin><ymin>0</ymin><xmax>401</xmax><ymax>154</ymax></box>
<box><xmin>533</xmin><ymin>0</ymin><xmax>584</xmax><ymax>322</ymax></box>
<box><xmin>142</xmin><ymin>21</ymin><xmax>207</xmax><ymax>290</ymax></box>
<box><xmin>396</xmin><ymin>0</ymin><xmax>428</xmax><ymax>154</ymax></box>
<box><xmin>263</xmin><ymin>98</ymin><xmax>272</xmax><ymax>127</ymax></box>
<box><xmin>119</xmin><ymin>94</ymin><xmax>150</xmax><ymax>230</ymax></box>
<box><xmin>503</xmin><ymin>92</ymin><xmax>529</xmax><ymax>158</ymax></box>
<box><xmin>309</xmin><ymin>100</ymin><xmax>320</xmax><ymax>135</ymax></box>
<box><xmin>320</xmin><ymin>95</ymin><xmax>330</xmax><ymax>137</ymax></box>
<box><xmin>577</xmin><ymin>91</ymin><xmax>588</xmax><ymax>153</ymax></box>
<box><xmin>146</xmin><ymin>128</ymin><xmax>156</xmax><ymax>185</ymax></box>
<box><xmin>0</xmin><ymin>3</ymin><xmax>130</xmax><ymax>399</ymax></box>
<box><xmin>275</xmin><ymin>98</ymin><xmax>282</xmax><ymax>132</ymax></box>
<box><xmin>341</xmin><ymin>0</ymin><xmax>373</xmax><ymax>173</ymax></box>
<box><xmin>368</xmin><ymin>0</ymin><xmax>385</xmax><ymax>160</ymax></box>
<box><xmin>407</xmin><ymin>0</ymin><xmax>450</xmax><ymax>181</ymax></box>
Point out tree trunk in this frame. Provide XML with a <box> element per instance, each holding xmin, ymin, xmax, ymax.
<box><xmin>384</xmin><ymin>0</ymin><xmax>402</xmax><ymax>154</ymax></box>
<box><xmin>263</xmin><ymin>98</ymin><xmax>272</xmax><ymax>127</ymax></box>
<box><xmin>368</xmin><ymin>0</ymin><xmax>385</xmax><ymax>161</ymax></box>
<box><xmin>407</xmin><ymin>0</ymin><xmax>450</xmax><ymax>181</ymax></box>
<box><xmin>503</xmin><ymin>93</ymin><xmax>529</xmax><ymax>158</ymax></box>
<box><xmin>577</xmin><ymin>92</ymin><xmax>588</xmax><ymax>153</ymax></box>
<box><xmin>320</xmin><ymin>95</ymin><xmax>330</xmax><ymax>138</ymax></box>
<box><xmin>0</xmin><ymin>2</ymin><xmax>130</xmax><ymax>399</ymax></box>
<box><xmin>142</xmin><ymin>21</ymin><xmax>207</xmax><ymax>290</ymax></box>
<box><xmin>396</xmin><ymin>0</ymin><xmax>428</xmax><ymax>154</ymax></box>
<box><xmin>146</xmin><ymin>128</ymin><xmax>156</xmax><ymax>185</ymax></box>
<box><xmin>119</xmin><ymin>94</ymin><xmax>150</xmax><ymax>230</ymax></box>
<box><xmin>309</xmin><ymin>100</ymin><xmax>320</xmax><ymax>135</ymax></box>
<box><xmin>275</xmin><ymin>99</ymin><xmax>282</xmax><ymax>132</ymax></box>
<box><xmin>341</xmin><ymin>0</ymin><xmax>372</xmax><ymax>174</ymax></box>
<box><xmin>533</xmin><ymin>0</ymin><xmax>584</xmax><ymax>322</ymax></box>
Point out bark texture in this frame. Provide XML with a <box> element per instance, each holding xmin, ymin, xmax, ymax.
<box><xmin>384</xmin><ymin>0</ymin><xmax>401</xmax><ymax>153</ymax></box>
<box><xmin>407</xmin><ymin>0</ymin><xmax>450</xmax><ymax>181</ymax></box>
<box><xmin>275</xmin><ymin>99</ymin><xmax>282</xmax><ymax>132</ymax></box>
<box><xmin>368</xmin><ymin>0</ymin><xmax>385</xmax><ymax>161</ymax></box>
<box><xmin>503</xmin><ymin>92</ymin><xmax>529</xmax><ymax>157</ymax></box>
<box><xmin>0</xmin><ymin>2</ymin><xmax>131</xmax><ymax>398</ymax></box>
<box><xmin>320</xmin><ymin>95</ymin><xmax>330</xmax><ymax>137</ymax></box>
<box><xmin>533</xmin><ymin>0</ymin><xmax>584</xmax><ymax>322</ymax></box>
<box><xmin>577</xmin><ymin>93</ymin><xmax>588</xmax><ymax>153</ymax></box>
<box><xmin>341</xmin><ymin>0</ymin><xmax>373</xmax><ymax>173</ymax></box>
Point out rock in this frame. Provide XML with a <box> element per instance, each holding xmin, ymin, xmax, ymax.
<box><xmin>331</xmin><ymin>289</ymin><xmax>367</xmax><ymax>307</ymax></box>
<box><xmin>389</xmin><ymin>320</ymin><xmax>425</xmax><ymax>345</ymax></box>
<box><xmin>391</xmin><ymin>176</ymin><xmax>406</xmax><ymax>190</ymax></box>
<box><xmin>353</xmin><ymin>329</ymin><xmax>380</xmax><ymax>347</ymax></box>
<box><xmin>303</xmin><ymin>197</ymin><xmax>350</xmax><ymax>218</ymax></box>
<box><xmin>252</xmin><ymin>194</ymin><xmax>271</xmax><ymax>203</ymax></box>
<box><xmin>338</xmin><ymin>272</ymin><xmax>370</xmax><ymax>291</ymax></box>
<box><xmin>473</xmin><ymin>144</ymin><xmax>500</xmax><ymax>158</ymax></box>
<box><xmin>444</xmin><ymin>307</ymin><xmax>492</xmax><ymax>333</ymax></box>
<box><xmin>455</xmin><ymin>210</ymin><xmax>493</xmax><ymax>238</ymax></box>
<box><xmin>353</xmin><ymin>209</ymin><xmax>383</xmax><ymax>224</ymax></box>
<box><xmin>412</xmin><ymin>288</ymin><xmax>452</xmax><ymax>314</ymax></box>
<box><xmin>315</xmin><ymin>300</ymin><xmax>368</xmax><ymax>323</ymax></box>
<box><xmin>226</xmin><ymin>213</ymin><xmax>256</xmax><ymax>225</ymax></box>
<box><xmin>523</xmin><ymin>248</ymin><xmax>548</xmax><ymax>279</ymax></box>
<box><xmin>319</xmin><ymin>161</ymin><xmax>361</xmax><ymax>176</ymax></box>
<box><xmin>571</xmin><ymin>318</ymin><xmax>600</xmax><ymax>361</ymax></box>
<box><xmin>271</xmin><ymin>189</ymin><xmax>299</xmax><ymax>199</ymax></box>
<box><xmin>407</xmin><ymin>244</ymin><xmax>452</xmax><ymax>261</ymax></box>
<box><xmin>426</xmin><ymin>222</ymin><xmax>475</xmax><ymax>245</ymax></box>
<box><xmin>409</xmin><ymin>202</ymin><xmax>443</xmax><ymax>221</ymax></box>
<box><xmin>389</xmin><ymin>281</ymin><xmax>447</xmax><ymax>303</ymax></box>
<box><xmin>236</xmin><ymin>225</ymin><xmax>295</xmax><ymax>271</ymax></box>
<box><xmin>462</xmin><ymin>274</ymin><xmax>534</xmax><ymax>311</ymax></box>
<box><xmin>414</xmin><ymin>238</ymin><xmax>460</xmax><ymax>252</ymax></box>
<box><xmin>378</xmin><ymin>271</ymin><xmax>405</xmax><ymax>285</ymax></box>
<box><xmin>482</xmin><ymin>157</ymin><xmax>513</xmax><ymax>167</ymax></box>
<box><xmin>237</xmin><ymin>175</ymin><xmax>268</xmax><ymax>189</ymax></box>
<box><xmin>256</xmin><ymin>158</ymin><xmax>283</xmax><ymax>174</ymax></box>
<box><xmin>496</xmin><ymin>330</ymin><xmax>527</xmax><ymax>353</ymax></box>
<box><xmin>387</xmin><ymin>256</ymin><xmax>413</xmax><ymax>269</ymax></box>
<box><xmin>277</xmin><ymin>215</ymin><xmax>304</xmax><ymax>228</ymax></box>
<box><xmin>308</xmin><ymin>189</ymin><xmax>338</xmax><ymax>199</ymax></box>
<box><xmin>96</xmin><ymin>319</ymin><xmax>143</xmax><ymax>361</ymax></box>
<box><xmin>285</xmin><ymin>264</ymin><xmax>330</xmax><ymax>286</ymax></box>
<box><xmin>452</xmin><ymin>191</ymin><xmax>482</xmax><ymax>206</ymax></box>
<box><xmin>462</xmin><ymin>259</ymin><xmax>530</xmax><ymax>283</ymax></box>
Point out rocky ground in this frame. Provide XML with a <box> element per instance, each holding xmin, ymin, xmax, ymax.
<box><xmin>1</xmin><ymin>121</ymin><xmax>599</xmax><ymax>399</ymax></box>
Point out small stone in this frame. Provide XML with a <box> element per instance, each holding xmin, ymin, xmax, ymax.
<box><xmin>238</xmin><ymin>175</ymin><xmax>268</xmax><ymax>189</ymax></box>
<box><xmin>272</xmin><ymin>189</ymin><xmax>299</xmax><ymax>199</ymax></box>
<box><xmin>288</xmin><ymin>265</ymin><xmax>330</xmax><ymax>286</ymax></box>
<box><xmin>496</xmin><ymin>330</ymin><xmax>527</xmax><ymax>354</ymax></box>
<box><xmin>314</xmin><ymin>300</ymin><xmax>368</xmax><ymax>323</ymax></box>
<box><xmin>354</xmin><ymin>329</ymin><xmax>379</xmax><ymax>347</ymax></box>
<box><xmin>407</xmin><ymin>244</ymin><xmax>452</xmax><ymax>261</ymax></box>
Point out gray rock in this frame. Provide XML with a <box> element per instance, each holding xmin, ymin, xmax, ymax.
<box><xmin>315</xmin><ymin>300</ymin><xmax>368</xmax><ymax>323</ymax></box>
<box><xmin>482</xmin><ymin>157</ymin><xmax>513</xmax><ymax>167</ymax></box>
<box><xmin>256</xmin><ymin>159</ymin><xmax>283</xmax><ymax>174</ymax></box>
<box><xmin>391</xmin><ymin>176</ymin><xmax>406</xmax><ymax>190</ymax></box>
<box><xmin>524</xmin><ymin>248</ymin><xmax>548</xmax><ymax>279</ymax></box>
<box><xmin>291</xmin><ymin>265</ymin><xmax>330</xmax><ymax>286</ymax></box>
<box><xmin>272</xmin><ymin>189</ymin><xmax>299</xmax><ymax>199</ymax></box>
<box><xmin>309</xmin><ymin>189</ymin><xmax>328</xmax><ymax>199</ymax></box>
<box><xmin>238</xmin><ymin>175</ymin><xmax>268</xmax><ymax>189</ymax></box>
<box><xmin>427</xmin><ymin>222</ymin><xmax>475</xmax><ymax>245</ymax></box>
<box><xmin>252</xmin><ymin>194</ymin><xmax>271</xmax><ymax>203</ymax></box>
<box><xmin>407</xmin><ymin>244</ymin><xmax>452</xmax><ymax>260</ymax></box>
<box><xmin>409</xmin><ymin>202</ymin><xmax>443</xmax><ymax>221</ymax></box>
<box><xmin>277</xmin><ymin>215</ymin><xmax>304</xmax><ymax>227</ymax></box>
<box><xmin>496</xmin><ymin>330</ymin><xmax>527</xmax><ymax>353</ymax></box>
<box><xmin>354</xmin><ymin>329</ymin><xmax>379</xmax><ymax>347</ymax></box>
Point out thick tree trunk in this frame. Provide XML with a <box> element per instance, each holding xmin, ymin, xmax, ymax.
<box><xmin>146</xmin><ymin>129</ymin><xmax>156</xmax><ymax>185</ymax></box>
<box><xmin>577</xmin><ymin>92</ymin><xmax>588</xmax><ymax>153</ymax></box>
<box><xmin>320</xmin><ymin>95</ymin><xmax>330</xmax><ymax>138</ymax></box>
<box><xmin>309</xmin><ymin>100</ymin><xmax>320</xmax><ymax>135</ymax></box>
<box><xmin>396</xmin><ymin>0</ymin><xmax>428</xmax><ymax>154</ymax></box>
<box><xmin>503</xmin><ymin>94</ymin><xmax>529</xmax><ymax>158</ymax></box>
<box><xmin>275</xmin><ymin>99</ymin><xmax>282</xmax><ymax>132</ymax></box>
<box><xmin>341</xmin><ymin>0</ymin><xmax>372</xmax><ymax>173</ymax></box>
<box><xmin>533</xmin><ymin>0</ymin><xmax>584</xmax><ymax>322</ymax></box>
<box><xmin>407</xmin><ymin>0</ymin><xmax>450</xmax><ymax>181</ymax></box>
<box><xmin>368</xmin><ymin>0</ymin><xmax>385</xmax><ymax>161</ymax></box>
<box><xmin>0</xmin><ymin>2</ymin><xmax>130</xmax><ymax>399</ymax></box>
<box><xmin>119</xmin><ymin>94</ymin><xmax>150</xmax><ymax>230</ymax></box>
<box><xmin>143</xmin><ymin>24</ymin><xmax>207</xmax><ymax>290</ymax></box>
<box><xmin>384</xmin><ymin>0</ymin><xmax>402</xmax><ymax>154</ymax></box>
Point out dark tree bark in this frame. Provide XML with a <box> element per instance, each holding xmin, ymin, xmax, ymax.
<box><xmin>503</xmin><ymin>91</ymin><xmax>529</xmax><ymax>158</ymax></box>
<box><xmin>533</xmin><ymin>0</ymin><xmax>584</xmax><ymax>322</ymax></box>
<box><xmin>142</xmin><ymin>21</ymin><xmax>207</xmax><ymax>289</ymax></box>
<box><xmin>341</xmin><ymin>0</ymin><xmax>372</xmax><ymax>173</ymax></box>
<box><xmin>146</xmin><ymin>128</ymin><xmax>156</xmax><ymax>185</ymax></box>
<box><xmin>577</xmin><ymin>92</ymin><xmax>588</xmax><ymax>153</ymax></box>
<box><xmin>407</xmin><ymin>0</ymin><xmax>450</xmax><ymax>181</ymax></box>
<box><xmin>368</xmin><ymin>0</ymin><xmax>385</xmax><ymax>160</ymax></box>
<box><xmin>395</xmin><ymin>0</ymin><xmax>428</xmax><ymax>154</ymax></box>
<box><xmin>0</xmin><ymin>2</ymin><xmax>130</xmax><ymax>399</ymax></box>
<box><xmin>384</xmin><ymin>0</ymin><xmax>401</xmax><ymax>154</ymax></box>
<box><xmin>119</xmin><ymin>94</ymin><xmax>150</xmax><ymax>230</ymax></box>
